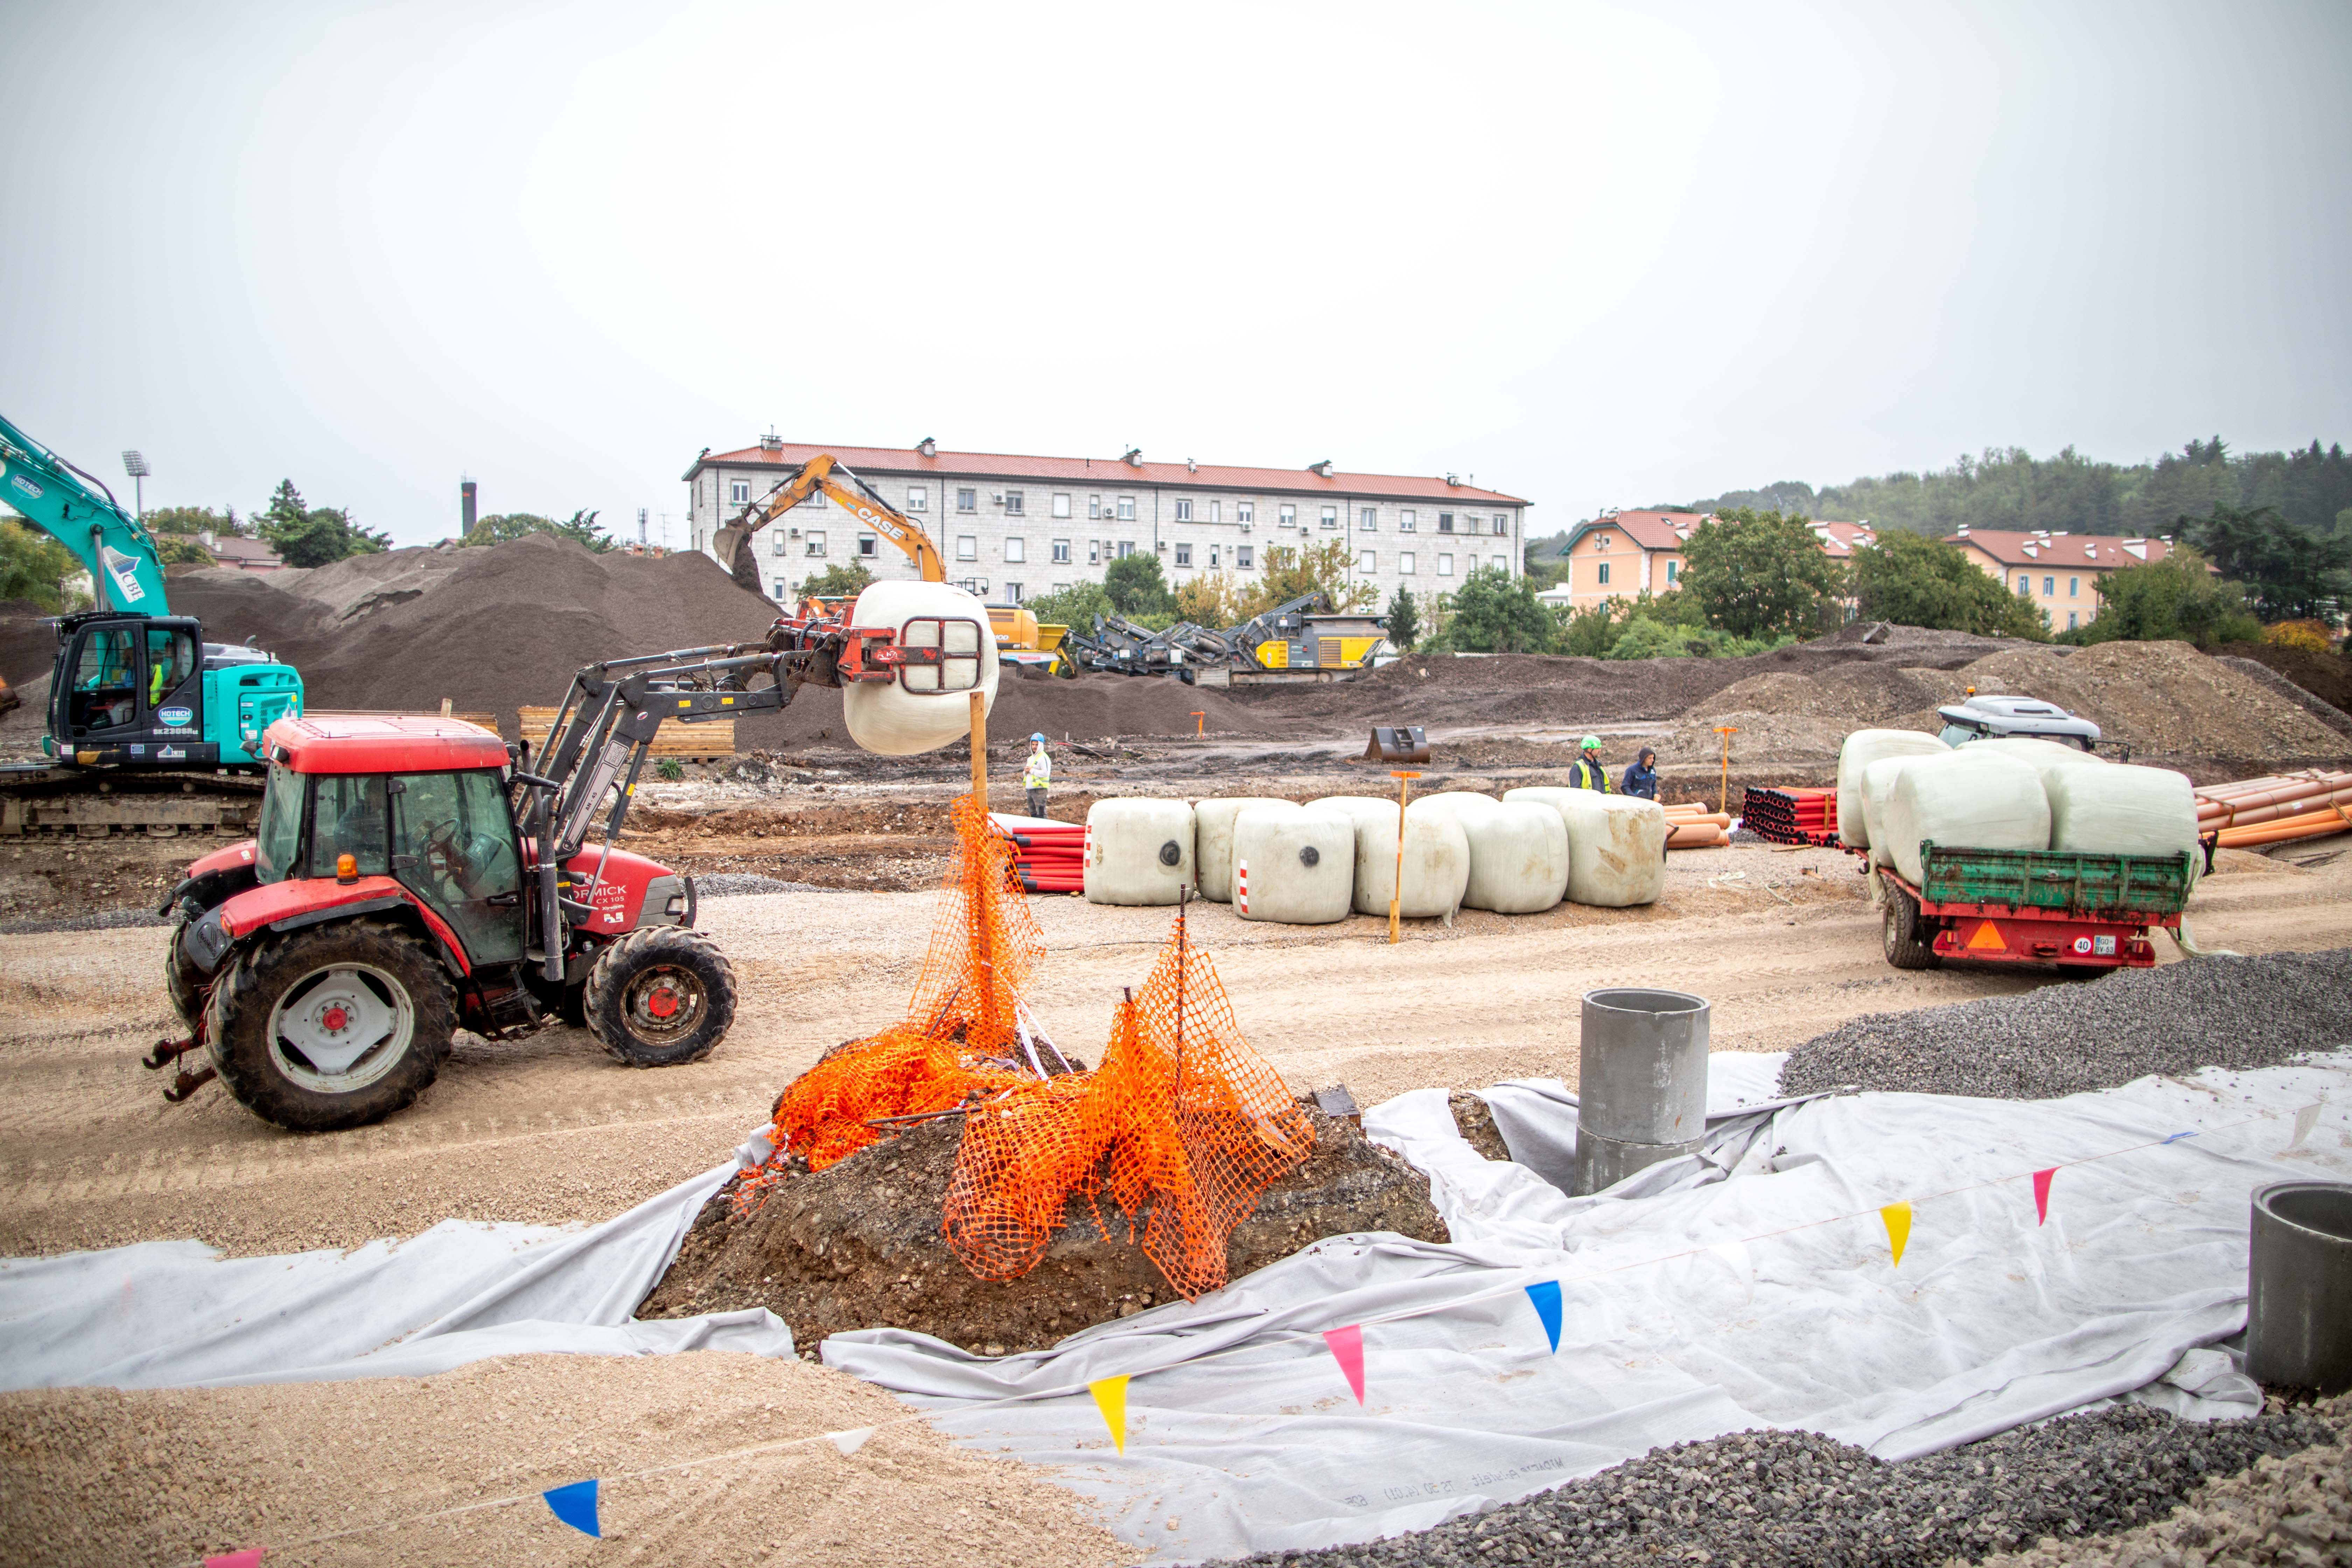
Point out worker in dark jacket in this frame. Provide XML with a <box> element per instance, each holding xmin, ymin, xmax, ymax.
<box><xmin>1621</xmin><ymin>747</ymin><xmax>1660</xmax><ymax>800</ymax></box>
<box><xmin>1570</xmin><ymin>735</ymin><xmax>1611</xmax><ymax>792</ymax></box>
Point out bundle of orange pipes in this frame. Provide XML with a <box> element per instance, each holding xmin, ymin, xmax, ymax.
<box><xmin>1661</xmin><ymin>802</ymin><xmax>1732</xmax><ymax>849</ymax></box>
<box><xmin>2197</xmin><ymin>769</ymin><xmax>2352</xmax><ymax>850</ymax></box>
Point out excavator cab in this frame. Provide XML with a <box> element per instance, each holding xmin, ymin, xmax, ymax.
<box><xmin>48</xmin><ymin>612</ymin><xmax>204</xmax><ymax>755</ymax></box>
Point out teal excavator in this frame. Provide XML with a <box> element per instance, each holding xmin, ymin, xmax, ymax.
<box><xmin>0</xmin><ymin>412</ymin><xmax>304</xmax><ymax>835</ymax></box>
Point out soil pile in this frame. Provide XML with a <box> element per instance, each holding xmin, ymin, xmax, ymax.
<box><xmin>2213</xmin><ymin>639</ymin><xmax>2352</xmax><ymax>713</ymax></box>
<box><xmin>639</xmin><ymin>1101</ymin><xmax>1447</xmax><ymax>1354</ymax></box>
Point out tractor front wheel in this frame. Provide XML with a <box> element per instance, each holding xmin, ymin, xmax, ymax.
<box><xmin>584</xmin><ymin>929</ymin><xmax>735</xmax><ymax>1068</ymax></box>
<box><xmin>206</xmin><ymin>920</ymin><xmax>456</xmax><ymax>1132</ymax></box>
<box><xmin>164</xmin><ymin>916</ymin><xmax>206</xmax><ymax>1030</ymax></box>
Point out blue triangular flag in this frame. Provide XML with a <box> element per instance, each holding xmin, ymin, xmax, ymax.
<box><xmin>543</xmin><ymin>1478</ymin><xmax>600</xmax><ymax>1538</ymax></box>
<box><xmin>1524</xmin><ymin>1280</ymin><xmax>1562</xmax><ymax>1353</ymax></box>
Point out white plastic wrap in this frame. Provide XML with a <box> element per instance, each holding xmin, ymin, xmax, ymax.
<box><xmin>1233</xmin><ymin>807</ymin><xmax>1356</xmax><ymax>925</ymax></box>
<box><xmin>1083</xmin><ymin>798</ymin><xmax>1197</xmax><ymax>906</ymax></box>
<box><xmin>1414</xmin><ymin>796</ymin><xmax>1568</xmax><ymax>913</ymax></box>
<box><xmin>1970</xmin><ymin>736</ymin><xmax>2109</xmax><ymax>795</ymax></box>
<box><xmin>1506</xmin><ymin>787</ymin><xmax>1667</xmax><ymax>907</ymax></box>
<box><xmin>2046</xmin><ymin>763</ymin><xmax>2200</xmax><ymax>874</ymax></box>
<box><xmin>1192</xmin><ymin>798</ymin><xmax>1300</xmax><ymax>903</ymax></box>
<box><xmin>1881</xmin><ymin>749</ymin><xmax>2051</xmax><ymax>885</ymax></box>
<box><xmin>839</xmin><ymin>582</ymin><xmax>1001</xmax><ymax>755</ymax></box>
<box><xmin>1348</xmin><ymin>803</ymin><xmax>1471</xmax><ymax>920</ymax></box>
<box><xmin>1306</xmin><ymin>795</ymin><xmax>1402</xmax><ymax>826</ymax></box>
<box><xmin>1837</xmin><ymin>729</ymin><xmax>1951</xmax><ymax>847</ymax></box>
<box><xmin>1860</xmin><ymin>754</ymin><xmax>1939</xmax><ymax>870</ymax></box>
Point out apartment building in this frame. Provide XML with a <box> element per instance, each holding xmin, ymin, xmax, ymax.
<box><xmin>1946</xmin><ymin>528</ymin><xmax>2178</xmax><ymax>632</ymax></box>
<box><xmin>681</xmin><ymin>436</ymin><xmax>1530</xmax><ymax>607</ymax></box>
<box><xmin>1543</xmin><ymin>511</ymin><xmax>1706</xmax><ymax>609</ymax></box>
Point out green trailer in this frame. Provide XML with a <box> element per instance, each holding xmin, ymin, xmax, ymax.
<box><xmin>1879</xmin><ymin>841</ymin><xmax>2198</xmax><ymax>972</ymax></box>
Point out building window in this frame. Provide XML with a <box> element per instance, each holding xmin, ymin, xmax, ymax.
<box><xmin>1438</xmin><ymin>512</ymin><xmax>1455</xmax><ymax>534</ymax></box>
<box><xmin>1320</xmin><ymin>506</ymin><xmax>1338</xmax><ymax>529</ymax></box>
<box><xmin>1174</xmin><ymin>542</ymin><xmax>1192</xmax><ymax>567</ymax></box>
<box><xmin>957</xmin><ymin>536</ymin><xmax>978</xmax><ymax>561</ymax></box>
<box><xmin>1597</xmin><ymin>561</ymin><xmax>1610</xmax><ymax>586</ymax></box>
<box><xmin>1174</xmin><ymin>499</ymin><xmax>1193</xmax><ymax>522</ymax></box>
<box><xmin>1088</xmin><ymin>495</ymin><xmax>1102</xmax><ymax>520</ymax></box>
<box><xmin>1278</xmin><ymin>504</ymin><xmax>1296</xmax><ymax>527</ymax></box>
<box><xmin>1088</xmin><ymin>540</ymin><xmax>1101</xmax><ymax>564</ymax></box>
<box><xmin>1495</xmin><ymin>514</ymin><xmax>1509</xmax><ymax>532</ymax></box>
<box><xmin>1005</xmin><ymin>537</ymin><xmax>1025</xmax><ymax>563</ymax></box>
<box><xmin>907</xmin><ymin>486</ymin><xmax>927</xmax><ymax>512</ymax></box>
<box><xmin>2018</xmin><ymin>574</ymin><xmax>2031</xmax><ymax>596</ymax></box>
<box><xmin>1205</xmin><ymin>543</ymin><xmax>1218</xmax><ymax>569</ymax></box>
<box><xmin>1399</xmin><ymin>551</ymin><xmax>1416</xmax><ymax>575</ymax></box>
<box><xmin>2068</xmin><ymin>611</ymin><xmax>2079</xmax><ymax>629</ymax></box>
<box><xmin>1117</xmin><ymin>496</ymin><xmax>1135</xmax><ymax>520</ymax></box>
<box><xmin>1237</xmin><ymin>545</ymin><xmax>1254</xmax><ymax>569</ymax></box>
<box><xmin>771</xmin><ymin>530</ymin><xmax>788</xmax><ymax>556</ymax></box>
<box><xmin>1003</xmin><ymin>490</ymin><xmax>1024</xmax><ymax>515</ymax></box>
<box><xmin>1052</xmin><ymin>492</ymin><xmax>1071</xmax><ymax>519</ymax></box>
<box><xmin>1118</xmin><ymin>540</ymin><xmax>1136</xmax><ymax>558</ymax></box>
<box><xmin>772</xmin><ymin>580</ymin><xmax>787</xmax><ymax>600</ymax></box>
<box><xmin>1209</xmin><ymin>500</ymin><xmax>1222</xmax><ymax>524</ymax></box>
<box><xmin>1357</xmin><ymin>548</ymin><xmax>1376</xmax><ymax>573</ymax></box>
<box><xmin>1666</xmin><ymin>560</ymin><xmax>1679</xmax><ymax>584</ymax></box>
<box><xmin>858</xmin><ymin>534</ymin><xmax>877</xmax><ymax>557</ymax></box>
<box><xmin>1051</xmin><ymin>539</ymin><xmax>1071</xmax><ymax>564</ymax></box>
<box><xmin>1400</xmin><ymin>509</ymin><xmax>1416</xmax><ymax>532</ymax></box>
<box><xmin>1237</xmin><ymin>501</ymin><xmax>1254</xmax><ymax>524</ymax></box>
<box><xmin>729</xmin><ymin>479</ymin><xmax>751</xmax><ymax>505</ymax></box>
<box><xmin>2069</xmin><ymin>576</ymin><xmax>2080</xmax><ymax>597</ymax></box>
<box><xmin>805</xmin><ymin>530</ymin><xmax>827</xmax><ymax>556</ymax></box>
<box><xmin>1359</xmin><ymin>506</ymin><xmax>1377</xmax><ymax>531</ymax></box>
<box><xmin>1437</xmin><ymin>553</ymin><xmax>1454</xmax><ymax>576</ymax></box>
<box><xmin>2043</xmin><ymin>575</ymin><xmax>2054</xmax><ymax>596</ymax></box>
<box><xmin>957</xmin><ymin>488</ymin><xmax>977</xmax><ymax>513</ymax></box>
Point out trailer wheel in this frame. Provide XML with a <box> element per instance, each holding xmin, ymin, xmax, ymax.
<box><xmin>164</xmin><ymin>917</ymin><xmax>206</xmax><ymax>1030</ymax></box>
<box><xmin>1883</xmin><ymin>888</ymin><xmax>1941</xmax><ymax>970</ymax></box>
<box><xmin>584</xmin><ymin>928</ymin><xmax>735</xmax><ymax>1068</ymax></box>
<box><xmin>205</xmin><ymin>920</ymin><xmax>456</xmax><ymax>1132</ymax></box>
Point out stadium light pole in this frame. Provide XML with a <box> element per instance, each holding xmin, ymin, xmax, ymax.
<box><xmin>121</xmin><ymin>450</ymin><xmax>150</xmax><ymax>519</ymax></box>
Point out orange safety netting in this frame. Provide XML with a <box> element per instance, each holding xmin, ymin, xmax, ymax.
<box><xmin>740</xmin><ymin>792</ymin><xmax>1314</xmax><ymax>1300</ymax></box>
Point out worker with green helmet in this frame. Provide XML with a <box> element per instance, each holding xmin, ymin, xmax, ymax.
<box><xmin>1023</xmin><ymin>732</ymin><xmax>1052</xmax><ymax>818</ymax></box>
<box><xmin>1570</xmin><ymin>734</ymin><xmax>1611</xmax><ymax>792</ymax></box>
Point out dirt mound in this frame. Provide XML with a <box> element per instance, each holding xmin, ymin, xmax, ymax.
<box><xmin>2212</xmin><ymin>640</ymin><xmax>2352</xmax><ymax>714</ymax></box>
<box><xmin>1952</xmin><ymin>640</ymin><xmax>2347</xmax><ymax>764</ymax></box>
<box><xmin>1683</xmin><ymin>664</ymin><xmax>1971</xmax><ymax>729</ymax></box>
<box><xmin>639</xmin><ymin>1101</ymin><xmax>1447</xmax><ymax>1354</ymax></box>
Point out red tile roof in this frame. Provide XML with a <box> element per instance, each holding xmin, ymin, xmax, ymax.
<box><xmin>1945</xmin><ymin>530</ymin><xmax>2176</xmax><ymax>569</ymax></box>
<box><xmin>683</xmin><ymin>440</ymin><xmax>1529</xmax><ymax>507</ymax></box>
<box><xmin>1807</xmin><ymin>519</ymin><xmax>1879</xmax><ymax>558</ymax></box>
<box><xmin>1563</xmin><ymin>511</ymin><xmax>1708</xmax><ymax>553</ymax></box>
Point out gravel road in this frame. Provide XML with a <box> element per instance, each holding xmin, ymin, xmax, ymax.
<box><xmin>1777</xmin><ymin>946</ymin><xmax>2352</xmax><ymax>1100</ymax></box>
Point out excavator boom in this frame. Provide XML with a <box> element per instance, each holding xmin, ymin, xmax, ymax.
<box><xmin>0</xmin><ymin>412</ymin><xmax>170</xmax><ymax>614</ymax></box>
<box><xmin>711</xmin><ymin>454</ymin><xmax>946</xmax><ymax>591</ymax></box>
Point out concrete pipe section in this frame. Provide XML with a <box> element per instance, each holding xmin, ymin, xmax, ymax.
<box><xmin>2245</xmin><ymin>1180</ymin><xmax>2352</xmax><ymax>1393</ymax></box>
<box><xmin>1572</xmin><ymin>988</ymin><xmax>1710</xmax><ymax>1196</ymax></box>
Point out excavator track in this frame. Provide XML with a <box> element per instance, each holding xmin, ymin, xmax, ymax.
<box><xmin>0</xmin><ymin>763</ymin><xmax>266</xmax><ymax>838</ymax></box>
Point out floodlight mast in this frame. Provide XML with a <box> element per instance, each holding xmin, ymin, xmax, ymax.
<box><xmin>121</xmin><ymin>449</ymin><xmax>149</xmax><ymax>519</ymax></box>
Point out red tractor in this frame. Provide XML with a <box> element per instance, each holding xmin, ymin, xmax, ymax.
<box><xmin>150</xmin><ymin>642</ymin><xmax>799</xmax><ymax>1132</ymax></box>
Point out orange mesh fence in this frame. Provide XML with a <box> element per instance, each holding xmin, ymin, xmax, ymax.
<box><xmin>740</xmin><ymin>794</ymin><xmax>1314</xmax><ymax>1300</ymax></box>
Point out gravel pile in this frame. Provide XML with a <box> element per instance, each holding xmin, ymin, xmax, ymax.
<box><xmin>1777</xmin><ymin>948</ymin><xmax>2352</xmax><ymax>1101</ymax></box>
<box><xmin>1215</xmin><ymin>1405</ymin><xmax>2343</xmax><ymax>1568</ymax></box>
<box><xmin>0</xmin><ymin>907</ymin><xmax>167</xmax><ymax>936</ymax></box>
<box><xmin>693</xmin><ymin>872</ymin><xmax>827</xmax><ymax>898</ymax></box>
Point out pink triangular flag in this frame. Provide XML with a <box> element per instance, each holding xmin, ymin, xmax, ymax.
<box><xmin>205</xmin><ymin>1552</ymin><xmax>265</xmax><ymax>1568</ymax></box>
<box><xmin>1322</xmin><ymin>1325</ymin><xmax>1366</xmax><ymax>1404</ymax></box>
<box><xmin>2032</xmin><ymin>1168</ymin><xmax>2055</xmax><ymax>1225</ymax></box>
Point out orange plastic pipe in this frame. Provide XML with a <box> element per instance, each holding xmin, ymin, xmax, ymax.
<box><xmin>2199</xmin><ymin>783</ymin><xmax>2352</xmax><ymax>827</ymax></box>
<box><xmin>2215</xmin><ymin>806</ymin><xmax>2352</xmax><ymax>847</ymax></box>
<box><xmin>1665</xmin><ymin>822</ymin><xmax>1729</xmax><ymax>848</ymax></box>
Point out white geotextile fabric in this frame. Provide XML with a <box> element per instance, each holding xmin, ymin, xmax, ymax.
<box><xmin>0</xmin><ymin>1162</ymin><xmax>792</xmax><ymax>1389</ymax></box>
<box><xmin>822</xmin><ymin>1050</ymin><xmax>2351</xmax><ymax>1566</ymax></box>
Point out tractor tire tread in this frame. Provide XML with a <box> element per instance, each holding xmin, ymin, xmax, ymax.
<box><xmin>1883</xmin><ymin>888</ymin><xmax>1941</xmax><ymax>971</ymax></box>
<box><xmin>584</xmin><ymin>927</ymin><xmax>735</xmax><ymax>1068</ymax></box>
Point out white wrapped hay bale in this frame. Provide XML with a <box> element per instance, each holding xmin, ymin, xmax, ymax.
<box><xmin>1192</xmin><ymin>797</ymin><xmax>1300</xmax><ymax>903</ymax></box>
<box><xmin>1861</xmin><ymin>754</ymin><xmax>1942</xmax><ymax>870</ymax></box>
<box><xmin>1348</xmin><ymin>802</ymin><xmax>1470</xmax><ymax>920</ymax></box>
<box><xmin>2046</xmin><ymin>763</ymin><xmax>2200</xmax><ymax>870</ymax></box>
<box><xmin>1307</xmin><ymin>796</ymin><xmax>1403</xmax><ymax>828</ymax></box>
<box><xmin>1837</xmin><ymin>729</ymin><xmax>1951</xmax><ymax>847</ymax></box>
<box><xmin>1233</xmin><ymin>807</ymin><xmax>1354</xmax><ymax>925</ymax></box>
<box><xmin>1083</xmin><ymin>798</ymin><xmax>1196</xmax><ymax>906</ymax></box>
<box><xmin>1414</xmin><ymin>796</ymin><xmax>1568</xmax><ymax>913</ymax></box>
<box><xmin>840</xmin><ymin>582</ymin><xmax>1001</xmax><ymax>755</ymax></box>
<box><xmin>1972</xmin><ymin>735</ymin><xmax>2109</xmax><ymax>795</ymax></box>
<box><xmin>1507</xmin><ymin>787</ymin><xmax>1667</xmax><ymax>907</ymax></box>
<box><xmin>1880</xmin><ymin>749</ymin><xmax>2051</xmax><ymax>886</ymax></box>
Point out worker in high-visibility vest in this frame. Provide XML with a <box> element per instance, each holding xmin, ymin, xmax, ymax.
<box><xmin>1023</xmin><ymin>733</ymin><xmax>1052</xmax><ymax>818</ymax></box>
<box><xmin>1569</xmin><ymin>734</ymin><xmax>1611</xmax><ymax>792</ymax></box>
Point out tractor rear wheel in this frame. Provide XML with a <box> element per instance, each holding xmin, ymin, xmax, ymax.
<box><xmin>205</xmin><ymin>919</ymin><xmax>456</xmax><ymax>1132</ymax></box>
<box><xmin>1883</xmin><ymin>888</ymin><xmax>1941</xmax><ymax>971</ymax></box>
<box><xmin>584</xmin><ymin>928</ymin><xmax>735</xmax><ymax>1068</ymax></box>
<box><xmin>164</xmin><ymin>917</ymin><xmax>205</xmax><ymax>1030</ymax></box>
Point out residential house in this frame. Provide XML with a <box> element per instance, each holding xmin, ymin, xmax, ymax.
<box><xmin>1541</xmin><ymin>511</ymin><xmax>1706</xmax><ymax>610</ymax></box>
<box><xmin>1944</xmin><ymin>529</ymin><xmax>2177</xmax><ymax>632</ymax></box>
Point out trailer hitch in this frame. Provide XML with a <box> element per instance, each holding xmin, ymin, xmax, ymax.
<box><xmin>144</xmin><ymin>1034</ymin><xmax>216</xmax><ymax>1103</ymax></box>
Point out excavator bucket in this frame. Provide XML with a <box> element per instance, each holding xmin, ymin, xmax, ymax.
<box><xmin>1359</xmin><ymin>726</ymin><xmax>1430</xmax><ymax>764</ymax></box>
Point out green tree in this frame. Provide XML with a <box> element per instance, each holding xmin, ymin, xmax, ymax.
<box><xmin>1554</xmin><ymin>599</ymin><xmax>1622</xmax><ymax>657</ymax></box>
<box><xmin>1240</xmin><ymin>539</ymin><xmax>1379</xmax><ymax>615</ymax></box>
<box><xmin>1383</xmin><ymin>583</ymin><xmax>1420</xmax><ymax>651</ymax></box>
<box><xmin>256</xmin><ymin>479</ymin><xmax>391</xmax><ymax>567</ymax></box>
<box><xmin>1849</xmin><ymin>530</ymin><xmax>2048</xmax><ymax>638</ymax></box>
<box><xmin>158</xmin><ymin>536</ymin><xmax>218</xmax><ymax>566</ymax></box>
<box><xmin>1676</xmin><ymin>508</ymin><xmax>1847</xmax><ymax>639</ymax></box>
<box><xmin>463</xmin><ymin>509</ymin><xmax>614</xmax><ymax>552</ymax></box>
<box><xmin>797</xmin><ymin>561</ymin><xmax>875</xmax><ymax>599</ymax></box>
<box><xmin>2178</xmin><ymin>502</ymin><xmax>2351</xmax><ymax>622</ymax></box>
<box><xmin>0</xmin><ymin>520</ymin><xmax>86</xmax><ymax>611</ymax></box>
<box><xmin>1174</xmin><ymin>572</ymin><xmax>1243</xmax><ymax>626</ymax></box>
<box><xmin>1027</xmin><ymin>580</ymin><xmax>1114</xmax><ymax>630</ymax></box>
<box><xmin>1423</xmin><ymin>567</ymin><xmax>1555</xmax><ymax>653</ymax></box>
<box><xmin>142</xmin><ymin>504</ymin><xmax>241</xmax><ymax>537</ymax></box>
<box><xmin>1102</xmin><ymin>551</ymin><xmax>1175</xmax><ymax>617</ymax></box>
<box><xmin>2061</xmin><ymin>547</ymin><xmax>2262</xmax><ymax>649</ymax></box>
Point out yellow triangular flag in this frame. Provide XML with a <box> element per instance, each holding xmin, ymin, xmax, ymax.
<box><xmin>1089</xmin><ymin>1375</ymin><xmax>1130</xmax><ymax>1453</ymax></box>
<box><xmin>1881</xmin><ymin>1201</ymin><xmax>1913</xmax><ymax>1267</ymax></box>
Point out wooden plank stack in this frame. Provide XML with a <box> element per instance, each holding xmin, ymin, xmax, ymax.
<box><xmin>2197</xmin><ymin>769</ymin><xmax>2352</xmax><ymax>851</ymax></box>
<box><xmin>516</xmin><ymin>707</ymin><xmax>735</xmax><ymax>762</ymax></box>
<box><xmin>989</xmin><ymin>812</ymin><xmax>1085</xmax><ymax>894</ymax></box>
<box><xmin>1741</xmin><ymin>786</ymin><xmax>1839</xmax><ymax>846</ymax></box>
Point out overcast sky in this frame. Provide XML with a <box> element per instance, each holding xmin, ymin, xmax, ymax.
<box><xmin>7</xmin><ymin>0</ymin><xmax>2348</xmax><ymax>547</ymax></box>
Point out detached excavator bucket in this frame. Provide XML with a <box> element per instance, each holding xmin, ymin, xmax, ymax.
<box><xmin>1358</xmin><ymin>726</ymin><xmax>1430</xmax><ymax>764</ymax></box>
